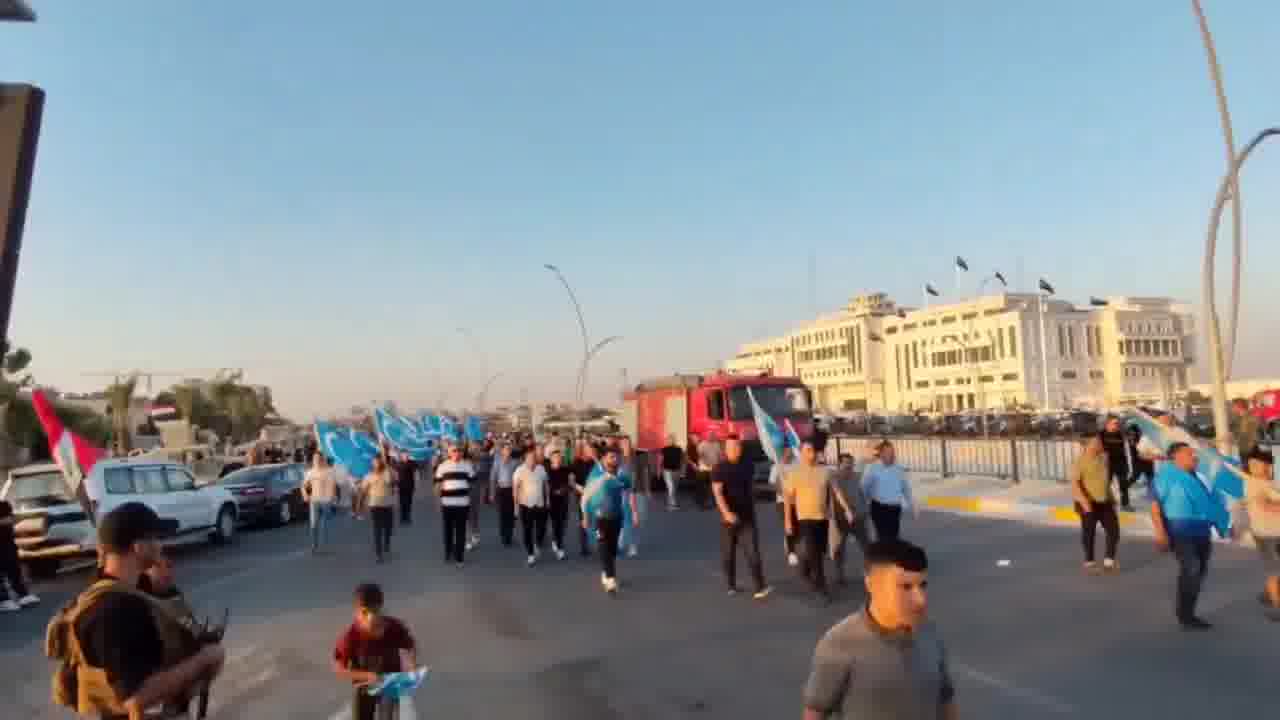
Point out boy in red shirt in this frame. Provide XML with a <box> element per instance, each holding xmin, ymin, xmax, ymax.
<box><xmin>333</xmin><ymin>583</ymin><xmax>417</xmax><ymax>720</ymax></box>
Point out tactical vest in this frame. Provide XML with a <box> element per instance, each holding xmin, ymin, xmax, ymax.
<box><xmin>46</xmin><ymin>578</ymin><xmax>197</xmax><ymax>717</ymax></box>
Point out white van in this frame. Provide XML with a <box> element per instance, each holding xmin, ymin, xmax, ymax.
<box><xmin>1</xmin><ymin>458</ymin><xmax>240</xmax><ymax>578</ymax></box>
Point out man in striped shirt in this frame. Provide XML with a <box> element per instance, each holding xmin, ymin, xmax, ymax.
<box><xmin>434</xmin><ymin>444</ymin><xmax>475</xmax><ymax>567</ymax></box>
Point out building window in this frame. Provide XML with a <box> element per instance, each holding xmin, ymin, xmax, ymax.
<box><xmin>924</xmin><ymin>319</ymin><xmax>938</xmax><ymax>327</ymax></box>
<box><xmin>1002</xmin><ymin>372</ymin><xmax>1019</xmax><ymax>381</ymax></box>
<box><xmin>961</xmin><ymin>312</ymin><xmax>979</xmax><ymax>320</ymax></box>
<box><xmin>912</xmin><ymin>342</ymin><xmax>919</xmax><ymax>369</ymax></box>
<box><xmin>1057</xmin><ymin>324</ymin><xmax>1066</xmax><ymax>357</ymax></box>
<box><xmin>1061</xmin><ymin>370</ymin><xmax>1077</xmax><ymax>380</ymax></box>
<box><xmin>936</xmin><ymin>379</ymin><xmax>950</xmax><ymax>387</ymax></box>
<box><xmin>941</xmin><ymin>316</ymin><xmax>957</xmax><ymax>325</ymax></box>
<box><xmin>997</xmin><ymin>328</ymin><xmax>1005</xmax><ymax>359</ymax></box>
<box><xmin>885</xmin><ymin>326</ymin><xmax>899</xmax><ymax>335</ymax></box>
<box><xmin>903</xmin><ymin>323</ymin><xmax>918</xmax><ymax>331</ymax></box>
<box><xmin>916</xmin><ymin>381</ymin><xmax>930</xmax><ymax>389</ymax></box>
<box><xmin>1089</xmin><ymin>369</ymin><xmax>1104</xmax><ymax>380</ymax></box>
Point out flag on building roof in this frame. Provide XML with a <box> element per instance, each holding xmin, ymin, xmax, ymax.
<box><xmin>1038</xmin><ymin>278</ymin><xmax>1056</xmax><ymax>295</ymax></box>
<box><xmin>955</xmin><ymin>256</ymin><xmax>969</xmax><ymax>272</ymax></box>
<box><xmin>925</xmin><ymin>283</ymin><xmax>940</xmax><ymax>297</ymax></box>
<box><xmin>993</xmin><ymin>271</ymin><xmax>1007</xmax><ymax>286</ymax></box>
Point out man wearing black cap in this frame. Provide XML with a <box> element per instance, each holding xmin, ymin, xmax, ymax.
<box><xmin>60</xmin><ymin>502</ymin><xmax>225</xmax><ymax>718</ymax></box>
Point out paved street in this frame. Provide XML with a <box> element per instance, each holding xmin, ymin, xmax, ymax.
<box><xmin>2</xmin><ymin>496</ymin><xmax>1277</xmax><ymax>719</ymax></box>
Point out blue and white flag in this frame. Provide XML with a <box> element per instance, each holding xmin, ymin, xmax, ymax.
<box><xmin>419</xmin><ymin>414</ymin><xmax>443</xmax><ymax>437</ymax></box>
<box><xmin>375</xmin><ymin>407</ymin><xmax>439</xmax><ymax>461</ymax></box>
<box><xmin>439</xmin><ymin>416</ymin><xmax>462</xmax><ymax>444</ymax></box>
<box><xmin>746</xmin><ymin>387</ymin><xmax>784</xmax><ymax>464</ymax></box>
<box><xmin>582</xmin><ymin>462</ymin><xmax>636</xmax><ymax>554</ymax></box>
<box><xmin>350</xmin><ymin>428</ymin><xmax>381</xmax><ymax>460</ymax></box>
<box><xmin>315</xmin><ymin>421</ymin><xmax>376</xmax><ymax>479</ymax></box>
<box><xmin>366</xmin><ymin>666</ymin><xmax>429</xmax><ymax>701</ymax></box>
<box><xmin>464</xmin><ymin>416</ymin><xmax>486</xmax><ymax>443</ymax></box>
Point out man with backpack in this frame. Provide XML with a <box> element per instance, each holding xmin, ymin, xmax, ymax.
<box><xmin>47</xmin><ymin>502</ymin><xmax>226</xmax><ymax>718</ymax></box>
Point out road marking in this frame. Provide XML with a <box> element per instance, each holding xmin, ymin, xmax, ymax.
<box><xmin>956</xmin><ymin>664</ymin><xmax>1076</xmax><ymax>715</ymax></box>
<box><xmin>328</xmin><ymin>696</ymin><xmax>417</xmax><ymax>720</ymax></box>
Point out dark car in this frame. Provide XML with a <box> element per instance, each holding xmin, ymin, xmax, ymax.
<box><xmin>219</xmin><ymin>463</ymin><xmax>306</xmax><ymax>527</ymax></box>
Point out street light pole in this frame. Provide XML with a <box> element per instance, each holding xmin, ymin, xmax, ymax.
<box><xmin>544</xmin><ymin>263</ymin><xmax>592</xmax><ymax>436</ymax></box>
<box><xmin>576</xmin><ymin>335</ymin><xmax>622</xmax><ymax>407</ymax></box>
<box><xmin>475</xmin><ymin>372</ymin><xmax>503</xmax><ymax>413</ymax></box>
<box><xmin>1204</xmin><ymin>127</ymin><xmax>1280</xmax><ymax>454</ymax></box>
<box><xmin>1037</xmin><ymin>286</ymin><xmax>1053</xmax><ymax>411</ymax></box>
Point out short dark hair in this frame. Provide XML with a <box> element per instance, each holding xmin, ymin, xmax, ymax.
<box><xmin>1247</xmin><ymin>448</ymin><xmax>1274</xmax><ymax>466</ymax></box>
<box><xmin>354</xmin><ymin>582</ymin><xmax>384</xmax><ymax>611</ymax></box>
<box><xmin>864</xmin><ymin>539</ymin><xmax>928</xmax><ymax>573</ymax></box>
<box><xmin>1167</xmin><ymin>441</ymin><xmax>1192</xmax><ymax>457</ymax></box>
<box><xmin>724</xmin><ymin>434</ymin><xmax>741</xmax><ymax>442</ymax></box>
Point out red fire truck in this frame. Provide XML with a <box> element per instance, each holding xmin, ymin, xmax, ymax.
<box><xmin>620</xmin><ymin>371</ymin><xmax>814</xmax><ymax>476</ymax></box>
<box><xmin>1250</xmin><ymin>388</ymin><xmax>1280</xmax><ymax>442</ymax></box>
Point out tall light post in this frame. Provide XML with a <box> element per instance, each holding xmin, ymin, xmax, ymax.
<box><xmin>1204</xmin><ymin>128</ymin><xmax>1280</xmax><ymax>454</ymax></box>
<box><xmin>1036</xmin><ymin>278</ymin><xmax>1056</xmax><ymax>411</ymax></box>
<box><xmin>576</xmin><ymin>335</ymin><xmax>622</xmax><ymax>407</ymax></box>
<box><xmin>1</xmin><ymin>2</ymin><xmax>41</xmax><ymax>361</ymax></box>
<box><xmin>475</xmin><ymin>372</ymin><xmax>503</xmax><ymax>413</ymax></box>
<box><xmin>544</xmin><ymin>263</ymin><xmax>592</xmax><ymax>434</ymax></box>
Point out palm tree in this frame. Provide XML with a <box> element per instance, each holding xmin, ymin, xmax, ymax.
<box><xmin>105</xmin><ymin>375</ymin><xmax>139</xmax><ymax>454</ymax></box>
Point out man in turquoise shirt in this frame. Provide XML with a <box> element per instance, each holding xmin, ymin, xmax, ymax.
<box><xmin>1151</xmin><ymin>442</ymin><xmax>1215</xmax><ymax>631</ymax></box>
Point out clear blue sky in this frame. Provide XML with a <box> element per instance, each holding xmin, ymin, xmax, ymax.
<box><xmin>4</xmin><ymin>1</ymin><xmax>1279</xmax><ymax>418</ymax></box>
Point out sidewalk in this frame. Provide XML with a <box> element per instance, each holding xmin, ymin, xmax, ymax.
<box><xmin>912</xmin><ymin>473</ymin><xmax>1244</xmax><ymax>545</ymax></box>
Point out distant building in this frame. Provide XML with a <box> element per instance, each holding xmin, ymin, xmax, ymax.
<box><xmin>726</xmin><ymin>292</ymin><xmax>1195</xmax><ymax>413</ymax></box>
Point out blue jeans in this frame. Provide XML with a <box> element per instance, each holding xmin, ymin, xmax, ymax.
<box><xmin>1172</xmin><ymin>535</ymin><xmax>1212</xmax><ymax>621</ymax></box>
<box><xmin>310</xmin><ymin>502</ymin><xmax>333</xmax><ymax>550</ymax></box>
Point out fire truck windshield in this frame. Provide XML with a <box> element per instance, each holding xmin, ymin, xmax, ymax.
<box><xmin>727</xmin><ymin>385</ymin><xmax>811</xmax><ymax>421</ymax></box>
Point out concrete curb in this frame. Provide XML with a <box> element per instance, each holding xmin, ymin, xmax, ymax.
<box><xmin>920</xmin><ymin>495</ymin><xmax>1242</xmax><ymax>545</ymax></box>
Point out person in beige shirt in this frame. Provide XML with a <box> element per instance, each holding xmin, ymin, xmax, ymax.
<box><xmin>1244</xmin><ymin>448</ymin><xmax>1280</xmax><ymax>612</ymax></box>
<box><xmin>359</xmin><ymin>455</ymin><xmax>396</xmax><ymax>563</ymax></box>
<box><xmin>784</xmin><ymin>441</ymin><xmax>854</xmax><ymax>601</ymax></box>
<box><xmin>303</xmin><ymin>453</ymin><xmax>339</xmax><ymax>554</ymax></box>
<box><xmin>1070</xmin><ymin>435</ymin><xmax>1119</xmax><ymax>572</ymax></box>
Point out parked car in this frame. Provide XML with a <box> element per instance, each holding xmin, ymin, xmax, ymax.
<box><xmin>0</xmin><ymin>458</ymin><xmax>240</xmax><ymax>578</ymax></box>
<box><xmin>218</xmin><ymin>463</ymin><xmax>307</xmax><ymax>527</ymax></box>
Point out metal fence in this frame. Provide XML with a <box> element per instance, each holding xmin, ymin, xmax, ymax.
<box><xmin>825</xmin><ymin>434</ymin><xmax>1082</xmax><ymax>485</ymax></box>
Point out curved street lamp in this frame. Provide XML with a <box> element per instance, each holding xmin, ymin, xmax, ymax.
<box><xmin>544</xmin><ymin>263</ymin><xmax>595</xmax><ymax>433</ymax></box>
<box><xmin>1203</xmin><ymin>127</ymin><xmax>1280</xmax><ymax>454</ymax></box>
<box><xmin>576</xmin><ymin>335</ymin><xmax>623</xmax><ymax>406</ymax></box>
<box><xmin>475</xmin><ymin>372</ymin><xmax>504</xmax><ymax>413</ymax></box>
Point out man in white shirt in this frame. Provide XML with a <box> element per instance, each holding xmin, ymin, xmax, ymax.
<box><xmin>1244</xmin><ymin>449</ymin><xmax>1280</xmax><ymax>614</ymax></box>
<box><xmin>513</xmin><ymin>449</ymin><xmax>550</xmax><ymax>566</ymax></box>
<box><xmin>860</xmin><ymin>441</ymin><xmax>916</xmax><ymax>542</ymax></box>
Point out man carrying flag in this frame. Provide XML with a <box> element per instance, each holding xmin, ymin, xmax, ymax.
<box><xmin>31</xmin><ymin>390</ymin><xmax>103</xmax><ymax>520</ymax></box>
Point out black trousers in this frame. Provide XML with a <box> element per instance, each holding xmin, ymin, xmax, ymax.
<box><xmin>1075</xmin><ymin>501</ymin><xmax>1119</xmax><ymax>562</ymax></box>
<box><xmin>1106</xmin><ymin>461</ymin><xmax>1132</xmax><ymax>507</ymax></box>
<box><xmin>520</xmin><ymin>505</ymin><xmax>549</xmax><ymax>555</ymax></box>
<box><xmin>0</xmin><ymin>550</ymin><xmax>28</xmax><ymax>599</ymax></box>
<box><xmin>597</xmin><ymin>516</ymin><xmax>622</xmax><ymax>579</ymax></box>
<box><xmin>370</xmin><ymin>507</ymin><xmax>394</xmax><ymax>559</ymax></box>
<box><xmin>1173</xmin><ymin>536</ymin><xmax>1212</xmax><ymax>622</ymax></box>
<box><xmin>694</xmin><ymin>471</ymin><xmax>712</xmax><ymax>509</ymax></box>
<box><xmin>441</xmin><ymin>505</ymin><xmax>469</xmax><ymax>563</ymax></box>
<box><xmin>495</xmin><ymin>487</ymin><xmax>516</xmax><ymax>546</ymax></box>
<box><xmin>721</xmin><ymin>516</ymin><xmax>766</xmax><ymax>592</ymax></box>
<box><xmin>575</xmin><ymin>499</ymin><xmax>591</xmax><ymax>556</ymax></box>
<box><xmin>398</xmin><ymin>477</ymin><xmax>415</xmax><ymax>524</ymax></box>
<box><xmin>549</xmin><ymin>494</ymin><xmax>570</xmax><ymax>549</ymax></box>
<box><xmin>353</xmin><ymin>689</ymin><xmax>398</xmax><ymax>720</ymax></box>
<box><xmin>797</xmin><ymin>519</ymin><xmax>829</xmax><ymax>593</ymax></box>
<box><xmin>870</xmin><ymin>501</ymin><xmax>902</xmax><ymax>542</ymax></box>
<box><xmin>832</xmin><ymin>520</ymin><xmax>871</xmax><ymax>583</ymax></box>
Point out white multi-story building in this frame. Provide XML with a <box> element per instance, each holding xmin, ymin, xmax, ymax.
<box><xmin>725</xmin><ymin>292</ymin><xmax>1195</xmax><ymax>413</ymax></box>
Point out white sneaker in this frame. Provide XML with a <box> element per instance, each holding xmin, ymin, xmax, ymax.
<box><xmin>17</xmin><ymin>594</ymin><xmax>39</xmax><ymax>607</ymax></box>
<box><xmin>604</xmin><ymin>577</ymin><xmax>619</xmax><ymax>593</ymax></box>
<box><xmin>627</xmin><ymin>545</ymin><xmax>639</xmax><ymax>558</ymax></box>
<box><xmin>787</xmin><ymin>553</ymin><xmax>799</xmax><ymax>567</ymax></box>
<box><xmin>554</xmin><ymin>546</ymin><xmax>566</xmax><ymax>561</ymax></box>
<box><xmin>601</xmin><ymin>572</ymin><xmax>609</xmax><ymax>587</ymax></box>
<box><xmin>1103</xmin><ymin>558</ymin><xmax>1118</xmax><ymax>572</ymax></box>
<box><xmin>527</xmin><ymin>555</ymin><xmax>536</xmax><ymax>567</ymax></box>
<box><xmin>0</xmin><ymin>600</ymin><xmax>19</xmax><ymax>613</ymax></box>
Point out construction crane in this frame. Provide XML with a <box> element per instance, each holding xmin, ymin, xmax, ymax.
<box><xmin>81</xmin><ymin>368</ymin><xmax>245</xmax><ymax>394</ymax></box>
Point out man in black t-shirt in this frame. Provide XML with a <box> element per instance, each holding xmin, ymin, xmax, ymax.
<box><xmin>72</xmin><ymin>503</ymin><xmax>224</xmax><ymax>718</ymax></box>
<box><xmin>0</xmin><ymin>499</ymin><xmax>38</xmax><ymax>611</ymax></box>
<box><xmin>711</xmin><ymin>436</ymin><xmax>771</xmax><ymax>600</ymax></box>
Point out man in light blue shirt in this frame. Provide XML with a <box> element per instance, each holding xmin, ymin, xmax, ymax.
<box><xmin>859</xmin><ymin>441</ymin><xmax>916</xmax><ymax>542</ymax></box>
<box><xmin>1151</xmin><ymin>442</ymin><xmax>1216</xmax><ymax>631</ymax></box>
<box><xmin>489</xmin><ymin>444</ymin><xmax>520</xmax><ymax>547</ymax></box>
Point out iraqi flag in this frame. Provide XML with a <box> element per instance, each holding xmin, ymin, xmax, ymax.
<box><xmin>31</xmin><ymin>390</ymin><xmax>105</xmax><ymax>519</ymax></box>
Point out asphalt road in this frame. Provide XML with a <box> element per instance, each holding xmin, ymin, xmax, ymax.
<box><xmin>1</xmin><ymin>495</ymin><xmax>1276</xmax><ymax>719</ymax></box>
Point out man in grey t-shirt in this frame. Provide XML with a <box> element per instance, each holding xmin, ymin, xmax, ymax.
<box><xmin>802</xmin><ymin>540</ymin><xmax>957</xmax><ymax>720</ymax></box>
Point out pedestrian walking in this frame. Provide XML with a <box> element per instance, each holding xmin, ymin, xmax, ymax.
<box><xmin>829</xmin><ymin>453</ymin><xmax>870</xmax><ymax>586</ymax></box>
<box><xmin>1244</xmin><ymin>448</ymin><xmax>1280</xmax><ymax>616</ymax></box>
<box><xmin>1231</xmin><ymin>398</ymin><xmax>1262</xmax><ymax>460</ymax></box>
<box><xmin>514</xmin><ymin>448</ymin><xmax>550</xmax><ymax>566</ymax></box>
<box><xmin>581</xmin><ymin>448</ymin><xmax>638</xmax><ymax>594</ymax></box>
<box><xmin>389</xmin><ymin>453</ymin><xmax>418</xmax><ymax>526</ymax></box>
<box><xmin>467</xmin><ymin>441</ymin><xmax>493</xmax><ymax>550</ymax></box>
<box><xmin>695</xmin><ymin>433</ymin><xmax>723</xmax><ymax>511</ymax></box>
<box><xmin>659</xmin><ymin>435</ymin><xmax>684</xmax><ymax>510</ymax></box>
<box><xmin>571</xmin><ymin>441</ymin><xmax>598</xmax><ymax>557</ymax></box>
<box><xmin>618</xmin><ymin>437</ymin><xmax>644</xmax><ymax>558</ymax></box>
<box><xmin>1126</xmin><ymin>424</ymin><xmax>1154</xmax><ymax>494</ymax></box>
<box><xmin>332</xmin><ymin>583</ymin><xmax>418</xmax><ymax>720</ymax></box>
<box><xmin>489</xmin><ymin>444</ymin><xmax>519</xmax><ymax>547</ymax></box>
<box><xmin>860</xmin><ymin>441</ymin><xmax>916</xmax><ymax>542</ymax></box>
<box><xmin>770</xmin><ymin>447</ymin><xmax>798</xmax><ymax>567</ymax></box>
<box><xmin>0</xmin><ymin>497</ymin><xmax>38</xmax><ymax>612</ymax></box>
<box><xmin>360</xmin><ymin>456</ymin><xmax>396</xmax><ymax>563</ymax></box>
<box><xmin>711</xmin><ymin>436</ymin><xmax>772</xmax><ymax>600</ymax></box>
<box><xmin>434</xmin><ymin>444</ymin><xmax>474</xmax><ymax>566</ymax></box>
<box><xmin>1151</xmin><ymin>442</ymin><xmax>1219</xmax><ymax>630</ymax></box>
<box><xmin>1070</xmin><ymin>435</ymin><xmax>1120</xmax><ymax>572</ymax></box>
<box><xmin>802</xmin><ymin>540</ymin><xmax>957</xmax><ymax>720</ymax></box>
<box><xmin>784</xmin><ymin>441</ymin><xmax>856</xmax><ymax>601</ymax></box>
<box><xmin>1100</xmin><ymin>417</ymin><xmax>1136</xmax><ymax>511</ymax></box>
<box><xmin>546</xmin><ymin>449</ymin><xmax>573</xmax><ymax>560</ymax></box>
<box><xmin>303</xmin><ymin>453</ymin><xmax>340</xmax><ymax>555</ymax></box>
